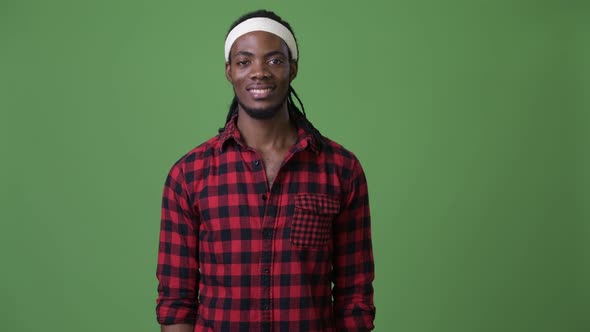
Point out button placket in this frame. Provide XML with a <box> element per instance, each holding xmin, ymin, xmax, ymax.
<box><xmin>259</xmin><ymin>184</ymin><xmax>280</xmax><ymax>325</ymax></box>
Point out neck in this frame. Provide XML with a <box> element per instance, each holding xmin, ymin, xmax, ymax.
<box><xmin>236</xmin><ymin>105</ymin><xmax>297</xmax><ymax>152</ymax></box>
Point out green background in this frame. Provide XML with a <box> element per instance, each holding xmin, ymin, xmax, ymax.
<box><xmin>1</xmin><ymin>0</ymin><xmax>588</xmax><ymax>331</ymax></box>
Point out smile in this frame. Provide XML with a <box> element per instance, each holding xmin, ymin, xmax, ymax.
<box><xmin>248</xmin><ymin>87</ymin><xmax>274</xmax><ymax>99</ymax></box>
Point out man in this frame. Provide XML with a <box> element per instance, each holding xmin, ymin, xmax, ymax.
<box><xmin>156</xmin><ymin>9</ymin><xmax>375</xmax><ymax>331</ymax></box>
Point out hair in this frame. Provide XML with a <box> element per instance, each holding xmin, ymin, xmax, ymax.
<box><xmin>220</xmin><ymin>9</ymin><xmax>324</xmax><ymax>148</ymax></box>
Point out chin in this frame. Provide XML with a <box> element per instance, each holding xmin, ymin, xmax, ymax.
<box><xmin>238</xmin><ymin>99</ymin><xmax>286</xmax><ymax>120</ymax></box>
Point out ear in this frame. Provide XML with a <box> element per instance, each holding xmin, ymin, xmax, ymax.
<box><xmin>289</xmin><ymin>60</ymin><xmax>298</xmax><ymax>82</ymax></box>
<box><xmin>225</xmin><ymin>61</ymin><xmax>232</xmax><ymax>82</ymax></box>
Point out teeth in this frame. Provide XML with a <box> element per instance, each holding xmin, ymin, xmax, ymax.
<box><xmin>250</xmin><ymin>89</ymin><xmax>272</xmax><ymax>94</ymax></box>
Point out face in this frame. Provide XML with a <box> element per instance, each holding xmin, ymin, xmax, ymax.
<box><xmin>225</xmin><ymin>31</ymin><xmax>298</xmax><ymax>120</ymax></box>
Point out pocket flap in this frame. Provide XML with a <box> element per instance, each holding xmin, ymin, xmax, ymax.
<box><xmin>295</xmin><ymin>193</ymin><xmax>340</xmax><ymax>215</ymax></box>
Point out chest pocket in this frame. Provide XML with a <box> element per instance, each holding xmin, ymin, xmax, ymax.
<box><xmin>290</xmin><ymin>193</ymin><xmax>340</xmax><ymax>249</ymax></box>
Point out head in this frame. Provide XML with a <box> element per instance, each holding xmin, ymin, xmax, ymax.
<box><xmin>220</xmin><ymin>10</ymin><xmax>324</xmax><ymax>147</ymax></box>
<box><xmin>224</xmin><ymin>10</ymin><xmax>298</xmax><ymax>121</ymax></box>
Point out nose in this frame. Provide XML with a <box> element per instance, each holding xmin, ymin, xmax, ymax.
<box><xmin>250</xmin><ymin>60</ymin><xmax>270</xmax><ymax>80</ymax></box>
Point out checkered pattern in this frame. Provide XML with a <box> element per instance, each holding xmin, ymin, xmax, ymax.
<box><xmin>156</xmin><ymin>115</ymin><xmax>375</xmax><ymax>331</ymax></box>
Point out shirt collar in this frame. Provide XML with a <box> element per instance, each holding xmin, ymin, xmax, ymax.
<box><xmin>217</xmin><ymin>113</ymin><xmax>322</xmax><ymax>154</ymax></box>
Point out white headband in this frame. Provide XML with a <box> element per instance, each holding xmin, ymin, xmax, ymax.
<box><xmin>224</xmin><ymin>17</ymin><xmax>298</xmax><ymax>62</ymax></box>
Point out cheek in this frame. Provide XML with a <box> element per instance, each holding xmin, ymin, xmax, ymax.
<box><xmin>228</xmin><ymin>66</ymin><xmax>245</xmax><ymax>79</ymax></box>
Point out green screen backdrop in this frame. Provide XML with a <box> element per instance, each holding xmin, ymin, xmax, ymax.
<box><xmin>1</xmin><ymin>0</ymin><xmax>588</xmax><ymax>331</ymax></box>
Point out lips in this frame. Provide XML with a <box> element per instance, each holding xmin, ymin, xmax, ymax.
<box><xmin>247</xmin><ymin>84</ymin><xmax>275</xmax><ymax>99</ymax></box>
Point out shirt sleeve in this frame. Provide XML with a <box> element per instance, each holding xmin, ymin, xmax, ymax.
<box><xmin>156</xmin><ymin>161</ymin><xmax>200</xmax><ymax>325</ymax></box>
<box><xmin>332</xmin><ymin>157</ymin><xmax>376</xmax><ymax>331</ymax></box>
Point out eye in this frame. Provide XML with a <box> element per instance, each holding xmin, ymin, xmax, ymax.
<box><xmin>236</xmin><ymin>60</ymin><xmax>250</xmax><ymax>66</ymax></box>
<box><xmin>268</xmin><ymin>58</ymin><xmax>283</xmax><ymax>65</ymax></box>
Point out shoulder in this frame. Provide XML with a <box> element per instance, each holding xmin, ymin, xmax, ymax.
<box><xmin>177</xmin><ymin>135</ymin><xmax>220</xmax><ymax>164</ymax></box>
<box><xmin>320</xmin><ymin>136</ymin><xmax>362</xmax><ymax>166</ymax></box>
<box><xmin>319</xmin><ymin>136</ymin><xmax>366</xmax><ymax>181</ymax></box>
<box><xmin>321</xmin><ymin>137</ymin><xmax>356</xmax><ymax>159</ymax></box>
<box><xmin>166</xmin><ymin>134</ymin><xmax>221</xmax><ymax>183</ymax></box>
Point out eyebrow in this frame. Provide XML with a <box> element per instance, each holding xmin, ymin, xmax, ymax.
<box><xmin>264</xmin><ymin>50</ymin><xmax>287</xmax><ymax>58</ymax></box>
<box><xmin>233</xmin><ymin>50</ymin><xmax>288</xmax><ymax>58</ymax></box>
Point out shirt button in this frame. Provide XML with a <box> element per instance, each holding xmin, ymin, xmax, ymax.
<box><xmin>254</xmin><ymin>160</ymin><xmax>260</xmax><ymax>166</ymax></box>
<box><xmin>262</xmin><ymin>194</ymin><xmax>267</xmax><ymax>201</ymax></box>
<box><xmin>263</xmin><ymin>267</ymin><xmax>270</xmax><ymax>274</ymax></box>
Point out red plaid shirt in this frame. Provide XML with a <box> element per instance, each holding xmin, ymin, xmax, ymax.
<box><xmin>156</xmin><ymin>115</ymin><xmax>375</xmax><ymax>331</ymax></box>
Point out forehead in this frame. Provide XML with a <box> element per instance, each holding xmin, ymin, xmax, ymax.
<box><xmin>230</xmin><ymin>31</ymin><xmax>289</xmax><ymax>56</ymax></box>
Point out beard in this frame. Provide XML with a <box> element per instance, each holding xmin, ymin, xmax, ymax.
<box><xmin>236</xmin><ymin>92</ymin><xmax>289</xmax><ymax>120</ymax></box>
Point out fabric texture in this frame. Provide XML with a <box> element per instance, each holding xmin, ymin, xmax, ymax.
<box><xmin>156</xmin><ymin>114</ymin><xmax>375</xmax><ymax>331</ymax></box>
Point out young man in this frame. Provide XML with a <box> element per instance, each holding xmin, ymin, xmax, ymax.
<box><xmin>156</xmin><ymin>10</ymin><xmax>375</xmax><ymax>332</ymax></box>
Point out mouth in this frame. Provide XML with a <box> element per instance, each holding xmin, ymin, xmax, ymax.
<box><xmin>247</xmin><ymin>85</ymin><xmax>275</xmax><ymax>99</ymax></box>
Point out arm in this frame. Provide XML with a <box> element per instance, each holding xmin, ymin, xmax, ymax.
<box><xmin>156</xmin><ymin>162</ymin><xmax>199</xmax><ymax>329</ymax></box>
<box><xmin>332</xmin><ymin>158</ymin><xmax>376</xmax><ymax>331</ymax></box>
<box><xmin>161</xmin><ymin>324</ymin><xmax>194</xmax><ymax>332</ymax></box>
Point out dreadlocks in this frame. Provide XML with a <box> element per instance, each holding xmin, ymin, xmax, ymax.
<box><xmin>220</xmin><ymin>9</ymin><xmax>325</xmax><ymax>149</ymax></box>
